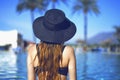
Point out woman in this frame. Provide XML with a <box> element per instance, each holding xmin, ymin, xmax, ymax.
<box><xmin>27</xmin><ymin>9</ymin><xmax>77</xmax><ymax>80</ymax></box>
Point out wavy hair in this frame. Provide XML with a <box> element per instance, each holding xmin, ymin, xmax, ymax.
<box><xmin>36</xmin><ymin>42</ymin><xmax>63</xmax><ymax>80</ymax></box>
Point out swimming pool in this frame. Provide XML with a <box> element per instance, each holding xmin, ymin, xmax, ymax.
<box><xmin>0</xmin><ymin>51</ymin><xmax>27</xmax><ymax>80</ymax></box>
<box><xmin>0</xmin><ymin>51</ymin><xmax>120</xmax><ymax>80</ymax></box>
<box><xmin>75</xmin><ymin>52</ymin><xmax>120</xmax><ymax>80</ymax></box>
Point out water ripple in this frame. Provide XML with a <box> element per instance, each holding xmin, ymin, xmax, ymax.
<box><xmin>0</xmin><ymin>51</ymin><xmax>120</xmax><ymax>80</ymax></box>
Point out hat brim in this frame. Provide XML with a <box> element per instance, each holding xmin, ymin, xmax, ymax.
<box><xmin>33</xmin><ymin>17</ymin><xmax>76</xmax><ymax>43</ymax></box>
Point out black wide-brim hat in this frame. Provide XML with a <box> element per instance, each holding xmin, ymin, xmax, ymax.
<box><xmin>33</xmin><ymin>9</ymin><xmax>76</xmax><ymax>44</ymax></box>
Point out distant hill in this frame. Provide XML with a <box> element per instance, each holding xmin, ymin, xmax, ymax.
<box><xmin>87</xmin><ymin>32</ymin><xmax>118</xmax><ymax>44</ymax></box>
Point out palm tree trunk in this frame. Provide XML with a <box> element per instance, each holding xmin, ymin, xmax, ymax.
<box><xmin>30</xmin><ymin>10</ymin><xmax>36</xmax><ymax>43</ymax></box>
<box><xmin>84</xmin><ymin>13</ymin><xmax>87</xmax><ymax>44</ymax></box>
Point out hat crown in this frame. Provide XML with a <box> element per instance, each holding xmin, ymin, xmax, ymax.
<box><xmin>43</xmin><ymin>9</ymin><xmax>70</xmax><ymax>31</ymax></box>
<box><xmin>44</xmin><ymin>9</ymin><xmax>65</xmax><ymax>25</ymax></box>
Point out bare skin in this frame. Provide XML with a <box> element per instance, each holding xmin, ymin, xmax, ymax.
<box><xmin>27</xmin><ymin>44</ymin><xmax>76</xmax><ymax>80</ymax></box>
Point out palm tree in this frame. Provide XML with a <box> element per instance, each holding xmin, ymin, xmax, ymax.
<box><xmin>50</xmin><ymin>0</ymin><xmax>67</xmax><ymax>9</ymax></box>
<box><xmin>73</xmin><ymin>0</ymin><xmax>100</xmax><ymax>44</ymax></box>
<box><xmin>16</xmin><ymin>0</ymin><xmax>48</xmax><ymax>43</ymax></box>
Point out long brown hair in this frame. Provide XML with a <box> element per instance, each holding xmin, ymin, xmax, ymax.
<box><xmin>36</xmin><ymin>42</ymin><xmax>63</xmax><ymax>80</ymax></box>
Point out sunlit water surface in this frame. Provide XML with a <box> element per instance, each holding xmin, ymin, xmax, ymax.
<box><xmin>0</xmin><ymin>51</ymin><xmax>27</xmax><ymax>80</ymax></box>
<box><xmin>0</xmin><ymin>50</ymin><xmax>120</xmax><ymax>80</ymax></box>
<box><xmin>76</xmin><ymin>51</ymin><xmax>120</xmax><ymax>80</ymax></box>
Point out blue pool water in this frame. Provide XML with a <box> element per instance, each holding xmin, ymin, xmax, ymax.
<box><xmin>76</xmin><ymin>52</ymin><xmax>120</xmax><ymax>80</ymax></box>
<box><xmin>0</xmin><ymin>51</ymin><xmax>120</xmax><ymax>80</ymax></box>
<box><xmin>0</xmin><ymin>51</ymin><xmax>27</xmax><ymax>80</ymax></box>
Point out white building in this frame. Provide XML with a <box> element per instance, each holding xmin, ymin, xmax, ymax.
<box><xmin>0</xmin><ymin>30</ymin><xmax>18</xmax><ymax>48</ymax></box>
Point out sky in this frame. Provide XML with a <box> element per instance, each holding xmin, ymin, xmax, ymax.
<box><xmin>0</xmin><ymin>0</ymin><xmax>120</xmax><ymax>43</ymax></box>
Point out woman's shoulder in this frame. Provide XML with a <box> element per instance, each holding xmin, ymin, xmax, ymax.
<box><xmin>64</xmin><ymin>45</ymin><xmax>74</xmax><ymax>52</ymax></box>
<box><xmin>27</xmin><ymin>43</ymin><xmax>37</xmax><ymax>57</ymax></box>
<box><xmin>63</xmin><ymin>45</ymin><xmax>75</xmax><ymax>56</ymax></box>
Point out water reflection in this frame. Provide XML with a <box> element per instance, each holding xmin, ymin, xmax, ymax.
<box><xmin>0</xmin><ymin>51</ymin><xmax>120</xmax><ymax>80</ymax></box>
<box><xmin>0</xmin><ymin>51</ymin><xmax>27</xmax><ymax>80</ymax></box>
<box><xmin>16</xmin><ymin>53</ymin><xmax>27</xmax><ymax>80</ymax></box>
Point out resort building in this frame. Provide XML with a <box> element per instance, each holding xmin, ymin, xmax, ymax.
<box><xmin>0</xmin><ymin>30</ymin><xmax>24</xmax><ymax>51</ymax></box>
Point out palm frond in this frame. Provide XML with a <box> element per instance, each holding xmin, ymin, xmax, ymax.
<box><xmin>16</xmin><ymin>0</ymin><xmax>49</xmax><ymax>13</ymax></box>
<box><xmin>72</xmin><ymin>0</ymin><xmax>82</xmax><ymax>14</ymax></box>
<box><xmin>73</xmin><ymin>4</ymin><xmax>82</xmax><ymax>14</ymax></box>
<box><xmin>73</xmin><ymin>0</ymin><xmax>100</xmax><ymax>15</ymax></box>
<box><xmin>16</xmin><ymin>2</ymin><xmax>27</xmax><ymax>12</ymax></box>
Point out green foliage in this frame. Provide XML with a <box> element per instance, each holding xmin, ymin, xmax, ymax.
<box><xmin>73</xmin><ymin>0</ymin><xmax>100</xmax><ymax>14</ymax></box>
<box><xmin>16</xmin><ymin>0</ymin><xmax>49</xmax><ymax>12</ymax></box>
